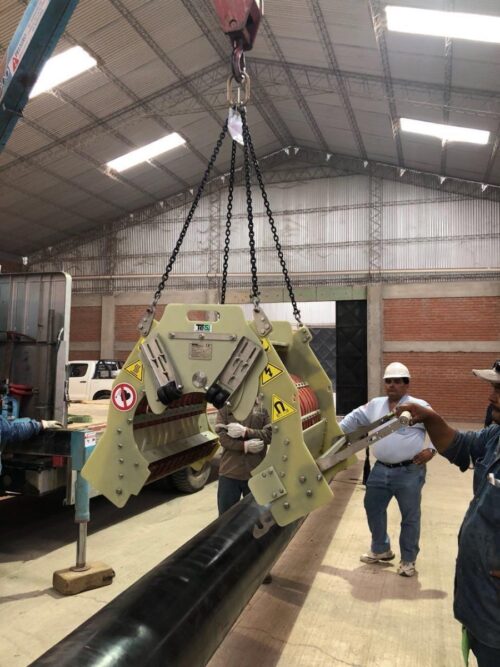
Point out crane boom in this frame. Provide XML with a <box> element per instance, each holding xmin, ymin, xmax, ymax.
<box><xmin>0</xmin><ymin>0</ymin><xmax>80</xmax><ymax>152</ymax></box>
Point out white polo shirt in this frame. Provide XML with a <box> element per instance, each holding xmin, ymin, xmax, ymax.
<box><xmin>339</xmin><ymin>394</ymin><xmax>432</xmax><ymax>464</ymax></box>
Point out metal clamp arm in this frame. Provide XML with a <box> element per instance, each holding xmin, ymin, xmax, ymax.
<box><xmin>317</xmin><ymin>411</ymin><xmax>412</xmax><ymax>473</ymax></box>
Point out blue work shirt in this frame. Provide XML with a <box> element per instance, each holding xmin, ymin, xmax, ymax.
<box><xmin>443</xmin><ymin>424</ymin><xmax>500</xmax><ymax>648</ymax></box>
<box><xmin>339</xmin><ymin>394</ymin><xmax>432</xmax><ymax>463</ymax></box>
<box><xmin>0</xmin><ymin>416</ymin><xmax>42</xmax><ymax>474</ymax></box>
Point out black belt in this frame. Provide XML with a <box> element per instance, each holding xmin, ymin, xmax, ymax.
<box><xmin>377</xmin><ymin>459</ymin><xmax>414</xmax><ymax>468</ymax></box>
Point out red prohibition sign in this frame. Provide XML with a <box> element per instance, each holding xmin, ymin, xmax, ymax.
<box><xmin>111</xmin><ymin>383</ymin><xmax>137</xmax><ymax>412</ymax></box>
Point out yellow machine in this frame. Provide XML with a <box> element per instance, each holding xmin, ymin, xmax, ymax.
<box><xmin>82</xmin><ymin>301</ymin><xmax>410</xmax><ymax>526</ymax></box>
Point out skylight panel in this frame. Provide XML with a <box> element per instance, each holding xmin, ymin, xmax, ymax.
<box><xmin>106</xmin><ymin>133</ymin><xmax>186</xmax><ymax>172</ymax></box>
<box><xmin>30</xmin><ymin>46</ymin><xmax>96</xmax><ymax>98</ymax></box>
<box><xmin>385</xmin><ymin>5</ymin><xmax>500</xmax><ymax>44</ymax></box>
<box><xmin>400</xmin><ymin>119</ymin><xmax>490</xmax><ymax>145</ymax></box>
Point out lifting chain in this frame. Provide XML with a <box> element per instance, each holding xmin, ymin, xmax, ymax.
<box><xmin>241</xmin><ymin>106</ymin><xmax>260</xmax><ymax>307</ymax></box>
<box><xmin>139</xmin><ymin>82</ymin><xmax>302</xmax><ymax>333</ymax></box>
<box><xmin>138</xmin><ymin>120</ymin><xmax>229</xmax><ymax>335</ymax></box>
<box><xmin>240</xmin><ymin>106</ymin><xmax>302</xmax><ymax>326</ymax></box>
<box><xmin>220</xmin><ymin>139</ymin><xmax>237</xmax><ymax>304</ymax></box>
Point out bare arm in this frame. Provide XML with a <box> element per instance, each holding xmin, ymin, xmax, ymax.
<box><xmin>396</xmin><ymin>403</ymin><xmax>457</xmax><ymax>453</ymax></box>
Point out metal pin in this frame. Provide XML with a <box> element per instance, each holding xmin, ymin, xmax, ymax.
<box><xmin>116</xmin><ymin>428</ymin><xmax>122</xmax><ymax>434</ymax></box>
<box><xmin>118</xmin><ymin>443</ymin><xmax>123</xmax><ymax>448</ymax></box>
<box><xmin>116</xmin><ymin>488</ymin><xmax>123</xmax><ymax>495</ymax></box>
<box><xmin>299</xmin><ymin>475</ymin><xmax>306</xmax><ymax>483</ymax></box>
<box><xmin>316</xmin><ymin>474</ymin><xmax>323</xmax><ymax>481</ymax></box>
<box><xmin>118</xmin><ymin>473</ymin><xmax>124</xmax><ymax>479</ymax></box>
<box><xmin>119</xmin><ymin>458</ymin><xmax>124</xmax><ymax>463</ymax></box>
<box><xmin>282</xmin><ymin>455</ymin><xmax>288</xmax><ymax>461</ymax></box>
<box><xmin>262</xmin><ymin>472</ymin><xmax>267</xmax><ymax>478</ymax></box>
<box><xmin>280</xmin><ymin>472</ymin><xmax>286</xmax><ymax>478</ymax></box>
<box><xmin>306</xmin><ymin>489</ymin><xmax>312</xmax><ymax>497</ymax></box>
<box><xmin>283</xmin><ymin>502</ymin><xmax>290</xmax><ymax>509</ymax></box>
<box><xmin>272</xmin><ymin>491</ymin><xmax>277</xmax><ymax>498</ymax></box>
<box><xmin>283</xmin><ymin>438</ymin><xmax>290</xmax><ymax>445</ymax></box>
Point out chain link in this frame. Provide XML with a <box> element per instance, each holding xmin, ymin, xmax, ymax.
<box><xmin>220</xmin><ymin>139</ymin><xmax>236</xmax><ymax>304</ymax></box>
<box><xmin>240</xmin><ymin>107</ymin><xmax>302</xmax><ymax>325</ymax></box>
<box><xmin>241</xmin><ymin>110</ymin><xmax>260</xmax><ymax>304</ymax></box>
<box><xmin>151</xmin><ymin>120</ymin><xmax>229</xmax><ymax>309</ymax></box>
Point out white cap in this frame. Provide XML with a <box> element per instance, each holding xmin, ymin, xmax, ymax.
<box><xmin>383</xmin><ymin>362</ymin><xmax>411</xmax><ymax>379</ymax></box>
<box><xmin>472</xmin><ymin>363</ymin><xmax>500</xmax><ymax>384</ymax></box>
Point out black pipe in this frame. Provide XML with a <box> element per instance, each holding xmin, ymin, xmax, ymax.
<box><xmin>30</xmin><ymin>494</ymin><xmax>302</xmax><ymax>667</ymax></box>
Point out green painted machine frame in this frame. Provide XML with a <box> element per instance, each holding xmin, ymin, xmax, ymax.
<box><xmin>82</xmin><ymin>304</ymin><xmax>355</xmax><ymax>524</ymax></box>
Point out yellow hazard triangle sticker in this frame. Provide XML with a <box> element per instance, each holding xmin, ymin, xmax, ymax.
<box><xmin>124</xmin><ymin>360</ymin><xmax>143</xmax><ymax>382</ymax></box>
<box><xmin>271</xmin><ymin>394</ymin><xmax>297</xmax><ymax>422</ymax></box>
<box><xmin>261</xmin><ymin>363</ymin><xmax>283</xmax><ymax>385</ymax></box>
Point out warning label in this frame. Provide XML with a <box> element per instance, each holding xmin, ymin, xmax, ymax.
<box><xmin>125</xmin><ymin>360</ymin><xmax>143</xmax><ymax>382</ymax></box>
<box><xmin>111</xmin><ymin>383</ymin><xmax>137</xmax><ymax>412</ymax></box>
<box><xmin>261</xmin><ymin>337</ymin><xmax>270</xmax><ymax>351</ymax></box>
<box><xmin>271</xmin><ymin>394</ymin><xmax>297</xmax><ymax>422</ymax></box>
<box><xmin>261</xmin><ymin>363</ymin><xmax>283</xmax><ymax>385</ymax></box>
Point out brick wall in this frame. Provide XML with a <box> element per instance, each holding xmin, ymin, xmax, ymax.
<box><xmin>385</xmin><ymin>297</ymin><xmax>500</xmax><ymax>340</ymax></box>
<box><xmin>383</xmin><ymin>352</ymin><xmax>494</xmax><ymax>421</ymax></box>
<box><xmin>69</xmin><ymin>306</ymin><xmax>101</xmax><ymax>360</ymax></box>
<box><xmin>115</xmin><ymin>305</ymin><xmax>165</xmax><ymax>341</ymax></box>
<box><xmin>384</xmin><ymin>295</ymin><xmax>499</xmax><ymax>420</ymax></box>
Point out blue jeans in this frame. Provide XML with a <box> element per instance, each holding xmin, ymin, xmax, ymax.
<box><xmin>364</xmin><ymin>462</ymin><xmax>426</xmax><ymax>562</ymax></box>
<box><xmin>217</xmin><ymin>476</ymin><xmax>250</xmax><ymax>516</ymax></box>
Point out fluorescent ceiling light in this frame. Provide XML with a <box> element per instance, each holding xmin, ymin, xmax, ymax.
<box><xmin>400</xmin><ymin>118</ymin><xmax>490</xmax><ymax>145</ymax></box>
<box><xmin>106</xmin><ymin>133</ymin><xmax>186</xmax><ymax>172</ymax></box>
<box><xmin>30</xmin><ymin>46</ymin><xmax>96</xmax><ymax>98</ymax></box>
<box><xmin>385</xmin><ymin>5</ymin><xmax>500</xmax><ymax>44</ymax></box>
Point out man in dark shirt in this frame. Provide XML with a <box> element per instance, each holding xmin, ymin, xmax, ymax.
<box><xmin>397</xmin><ymin>363</ymin><xmax>500</xmax><ymax>667</ymax></box>
<box><xmin>0</xmin><ymin>416</ymin><xmax>62</xmax><ymax>474</ymax></box>
<box><xmin>215</xmin><ymin>401</ymin><xmax>272</xmax><ymax>516</ymax></box>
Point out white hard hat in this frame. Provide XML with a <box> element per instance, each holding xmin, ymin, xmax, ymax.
<box><xmin>383</xmin><ymin>362</ymin><xmax>411</xmax><ymax>379</ymax></box>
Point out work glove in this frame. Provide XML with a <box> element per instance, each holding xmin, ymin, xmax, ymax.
<box><xmin>41</xmin><ymin>420</ymin><xmax>63</xmax><ymax>430</ymax></box>
<box><xmin>244</xmin><ymin>439</ymin><xmax>264</xmax><ymax>454</ymax></box>
<box><xmin>227</xmin><ymin>423</ymin><xmax>247</xmax><ymax>439</ymax></box>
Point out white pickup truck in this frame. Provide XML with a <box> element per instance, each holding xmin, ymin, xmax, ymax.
<box><xmin>67</xmin><ymin>360</ymin><xmax>123</xmax><ymax>401</ymax></box>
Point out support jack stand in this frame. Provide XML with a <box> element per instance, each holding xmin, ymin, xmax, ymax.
<box><xmin>53</xmin><ymin>463</ymin><xmax>115</xmax><ymax>595</ymax></box>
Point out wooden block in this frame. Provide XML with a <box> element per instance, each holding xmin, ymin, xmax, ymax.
<box><xmin>53</xmin><ymin>562</ymin><xmax>115</xmax><ymax>595</ymax></box>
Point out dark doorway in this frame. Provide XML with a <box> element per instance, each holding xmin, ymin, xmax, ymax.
<box><xmin>335</xmin><ymin>301</ymin><xmax>367</xmax><ymax>415</ymax></box>
<box><xmin>309</xmin><ymin>327</ymin><xmax>336</xmax><ymax>387</ymax></box>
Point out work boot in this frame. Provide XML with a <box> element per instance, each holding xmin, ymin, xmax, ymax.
<box><xmin>262</xmin><ymin>574</ymin><xmax>273</xmax><ymax>584</ymax></box>
<box><xmin>360</xmin><ymin>549</ymin><xmax>395</xmax><ymax>564</ymax></box>
<box><xmin>397</xmin><ymin>561</ymin><xmax>416</xmax><ymax>577</ymax></box>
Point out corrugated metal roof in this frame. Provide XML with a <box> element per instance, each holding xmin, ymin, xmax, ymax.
<box><xmin>1</xmin><ymin>0</ymin><xmax>500</xmax><ymax>260</ymax></box>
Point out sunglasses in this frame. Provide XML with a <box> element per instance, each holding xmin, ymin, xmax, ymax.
<box><xmin>384</xmin><ymin>378</ymin><xmax>405</xmax><ymax>385</ymax></box>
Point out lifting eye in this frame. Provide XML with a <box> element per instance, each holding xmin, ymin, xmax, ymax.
<box><xmin>186</xmin><ymin>310</ymin><xmax>220</xmax><ymax>322</ymax></box>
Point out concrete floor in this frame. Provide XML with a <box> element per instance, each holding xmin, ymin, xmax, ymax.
<box><xmin>0</xmin><ymin>420</ymin><xmax>479</xmax><ymax>667</ymax></box>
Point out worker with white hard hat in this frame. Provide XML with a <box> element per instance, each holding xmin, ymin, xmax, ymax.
<box><xmin>397</xmin><ymin>361</ymin><xmax>500</xmax><ymax>667</ymax></box>
<box><xmin>339</xmin><ymin>361</ymin><xmax>435</xmax><ymax>578</ymax></box>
